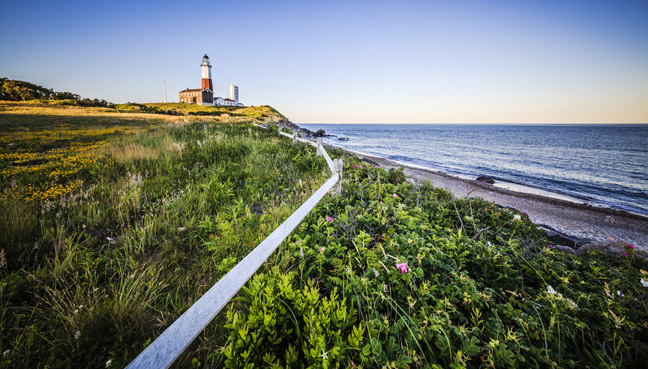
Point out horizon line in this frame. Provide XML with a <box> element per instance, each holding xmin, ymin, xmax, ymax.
<box><xmin>297</xmin><ymin>122</ymin><xmax>648</xmax><ymax>125</ymax></box>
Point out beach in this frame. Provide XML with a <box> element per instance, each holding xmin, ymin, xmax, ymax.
<box><xmin>342</xmin><ymin>149</ymin><xmax>648</xmax><ymax>252</ymax></box>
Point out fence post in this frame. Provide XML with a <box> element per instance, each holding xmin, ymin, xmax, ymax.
<box><xmin>316</xmin><ymin>138</ymin><xmax>323</xmax><ymax>157</ymax></box>
<box><xmin>334</xmin><ymin>159</ymin><xmax>343</xmax><ymax>196</ymax></box>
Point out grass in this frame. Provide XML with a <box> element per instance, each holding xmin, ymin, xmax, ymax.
<box><xmin>2</xmin><ymin>101</ymin><xmax>648</xmax><ymax>368</ymax></box>
<box><xmin>220</xmin><ymin>159</ymin><xmax>648</xmax><ymax>368</ymax></box>
<box><xmin>119</xmin><ymin>103</ymin><xmax>287</xmax><ymax>122</ymax></box>
<box><xmin>0</xmin><ymin>102</ymin><xmax>328</xmax><ymax>368</ymax></box>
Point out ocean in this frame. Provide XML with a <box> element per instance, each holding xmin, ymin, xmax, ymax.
<box><xmin>300</xmin><ymin>124</ymin><xmax>648</xmax><ymax>216</ymax></box>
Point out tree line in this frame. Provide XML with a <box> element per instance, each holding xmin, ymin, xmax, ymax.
<box><xmin>0</xmin><ymin>78</ymin><xmax>112</xmax><ymax>107</ymax></box>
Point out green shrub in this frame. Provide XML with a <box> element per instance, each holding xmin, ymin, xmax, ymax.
<box><xmin>223</xmin><ymin>269</ymin><xmax>362</xmax><ymax>368</ymax></box>
<box><xmin>220</xmin><ymin>159</ymin><xmax>648</xmax><ymax>368</ymax></box>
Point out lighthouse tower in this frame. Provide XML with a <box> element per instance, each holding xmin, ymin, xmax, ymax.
<box><xmin>201</xmin><ymin>54</ymin><xmax>213</xmax><ymax>91</ymax></box>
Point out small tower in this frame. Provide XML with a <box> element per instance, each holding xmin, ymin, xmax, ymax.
<box><xmin>230</xmin><ymin>84</ymin><xmax>239</xmax><ymax>103</ymax></box>
<box><xmin>201</xmin><ymin>54</ymin><xmax>213</xmax><ymax>91</ymax></box>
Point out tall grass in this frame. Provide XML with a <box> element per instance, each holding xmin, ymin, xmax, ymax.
<box><xmin>0</xmin><ymin>112</ymin><xmax>328</xmax><ymax>368</ymax></box>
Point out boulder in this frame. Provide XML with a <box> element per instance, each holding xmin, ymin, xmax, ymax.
<box><xmin>542</xmin><ymin>228</ymin><xmax>579</xmax><ymax>248</ymax></box>
<box><xmin>576</xmin><ymin>240</ymin><xmax>629</xmax><ymax>256</ymax></box>
<box><xmin>476</xmin><ymin>175</ymin><xmax>495</xmax><ymax>184</ymax></box>
<box><xmin>553</xmin><ymin>245</ymin><xmax>575</xmax><ymax>255</ymax></box>
<box><xmin>314</xmin><ymin>129</ymin><xmax>326</xmax><ymax>137</ymax></box>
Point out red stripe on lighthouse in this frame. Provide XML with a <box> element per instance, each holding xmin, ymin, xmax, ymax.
<box><xmin>202</xmin><ymin>78</ymin><xmax>213</xmax><ymax>91</ymax></box>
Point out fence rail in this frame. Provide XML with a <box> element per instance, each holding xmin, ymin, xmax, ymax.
<box><xmin>126</xmin><ymin>124</ymin><xmax>342</xmax><ymax>369</ymax></box>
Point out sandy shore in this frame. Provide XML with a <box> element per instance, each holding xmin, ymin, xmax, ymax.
<box><xmin>340</xmin><ymin>149</ymin><xmax>648</xmax><ymax>252</ymax></box>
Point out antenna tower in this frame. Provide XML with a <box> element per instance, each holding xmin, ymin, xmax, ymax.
<box><xmin>164</xmin><ymin>69</ymin><xmax>168</xmax><ymax>103</ymax></box>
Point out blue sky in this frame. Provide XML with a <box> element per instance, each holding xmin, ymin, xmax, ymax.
<box><xmin>1</xmin><ymin>0</ymin><xmax>647</xmax><ymax>123</ymax></box>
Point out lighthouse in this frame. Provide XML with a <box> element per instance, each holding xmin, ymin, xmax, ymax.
<box><xmin>201</xmin><ymin>54</ymin><xmax>213</xmax><ymax>91</ymax></box>
<box><xmin>179</xmin><ymin>53</ymin><xmax>242</xmax><ymax>106</ymax></box>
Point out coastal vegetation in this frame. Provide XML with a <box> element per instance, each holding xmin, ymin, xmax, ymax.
<box><xmin>221</xmin><ymin>162</ymin><xmax>648</xmax><ymax>368</ymax></box>
<box><xmin>1</xmin><ymin>98</ymin><xmax>647</xmax><ymax>368</ymax></box>
<box><xmin>0</xmin><ymin>102</ymin><xmax>327</xmax><ymax>367</ymax></box>
<box><xmin>0</xmin><ymin>78</ymin><xmax>111</xmax><ymax>108</ymax></box>
<box><xmin>1</xmin><ymin>78</ymin><xmax>286</xmax><ymax>122</ymax></box>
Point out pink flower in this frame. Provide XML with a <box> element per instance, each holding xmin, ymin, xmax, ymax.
<box><xmin>623</xmin><ymin>252</ymin><xmax>628</xmax><ymax>257</ymax></box>
<box><xmin>396</xmin><ymin>262</ymin><xmax>408</xmax><ymax>274</ymax></box>
<box><xmin>392</xmin><ymin>193</ymin><xmax>398</xmax><ymax>198</ymax></box>
<box><xmin>628</xmin><ymin>244</ymin><xmax>636</xmax><ymax>249</ymax></box>
<box><xmin>352</xmin><ymin>164</ymin><xmax>356</xmax><ymax>168</ymax></box>
<box><xmin>547</xmin><ymin>244</ymin><xmax>553</xmax><ymax>248</ymax></box>
<box><xmin>397</xmin><ymin>178</ymin><xmax>400</xmax><ymax>181</ymax></box>
<box><xmin>359</xmin><ymin>165</ymin><xmax>363</xmax><ymax>169</ymax></box>
<box><xmin>374</xmin><ymin>165</ymin><xmax>379</xmax><ymax>169</ymax></box>
<box><xmin>327</xmin><ymin>216</ymin><xmax>333</xmax><ymax>222</ymax></box>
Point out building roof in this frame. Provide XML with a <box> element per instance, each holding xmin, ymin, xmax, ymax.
<box><xmin>179</xmin><ymin>88</ymin><xmax>215</xmax><ymax>93</ymax></box>
<box><xmin>224</xmin><ymin>98</ymin><xmax>235</xmax><ymax>101</ymax></box>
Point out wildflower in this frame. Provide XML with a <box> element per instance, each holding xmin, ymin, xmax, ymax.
<box><xmin>327</xmin><ymin>216</ymin><xmax>333</xmax><ymax>222</ymax></box>
<box><xmin>74</xmin><ymin>309</ymin><xmax>79</xmax><ymax>314</ymax></box>
<box><xmin>640</xmin><ymin>279</ymin><xmax>648</xmax><ymax>288</ymax></box>
<box><xmin>623</xmin><ymin>252</ymin><xmax>627</xmax><ymax>257</ymax></box>
<box><xmin>352</xmin><ymin>164</ymin><xmax>356</xmax><ymax>168</ymax></box>
<box><xmin>547</xmin><ymin>244</ymin><xmax>553</xmax><ymax>248</ymax></box>
<box><xmin>321</xmin><ymin>350</ymin><xmax>328</xmax><ymax>359</ymax></box>
<box><xmin>177</xmin><ymin>227</ymin><xmax>186</xmax><ymax>232</ymax></box>
<box><xmin>396</xmin><ymin>262</ymin><xmax>408</xmax><ymax>274</ymax></box>
<box><xmin>74</xmin><ymin>330</ymin><xmax>81</xmax><ymax>340</ymax></box>
<box><xmin>359</xmin><ymin>165</ymin><xmax>363</xmax><ymax>169</ymax></box>
<box><xmin>374</xmin><ymin>165</ymin><xmax>379</xmax><ymax>168</ymax></box>
<box><xmin>106</xmin><ymin>237</ymin><xmax>115</xmax><ymax>244</ymax></box>
<box><xmin>319</xmin><ymin>247</ymin><xmax>326</xmax><ymax>254</ymax></box>
<box><xmin>105</xmin><ymin>359</ymin><xmax>112</xmax><ymax>368</ymax></box>
<box><xmin>565</xmin><ymin>297</ymin><xmax>579</xmax><ymax>311</ymax></box>
<box><xmin>628</xmin><ymin>244</ymin><xmax>636</xmax><ymax>249</ymax></box>
<box><xmin>513</xmin><ymin>214</ymin><xmax>521</xmax><ymax>221</ymax></box>
<box><xmin>3</xmin><ymin>350</ymin><xmax>10</xmax><ymax>357</ymax></box>
<box><xmin>373</xmin><ymin>268</ymin><xmax>380</xmax><ymax>277</ymax></box>
<box><xmin>392</xmin><ymin>193</ymin><xmax>398</xmax><ymax>198</ymax></box>
<box><xmin>397</xmin><ymin>178</ymin><xmax>400</xmax><ymax>181</ymax></box>
<box><xmin>547</xmin><ymin>285</ymin><xmax>557</xmax><ymax>294</ymax></box>
<box><xmin>617</xmin><ymin>290</ymin><xmax>624</xmax><ymax>297</ymax></box>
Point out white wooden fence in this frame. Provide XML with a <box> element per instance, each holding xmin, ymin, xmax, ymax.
<box><xmin>126</xmin><ymin>124</ymin><xmax>342</xmax><ymax>369</ymax></box>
